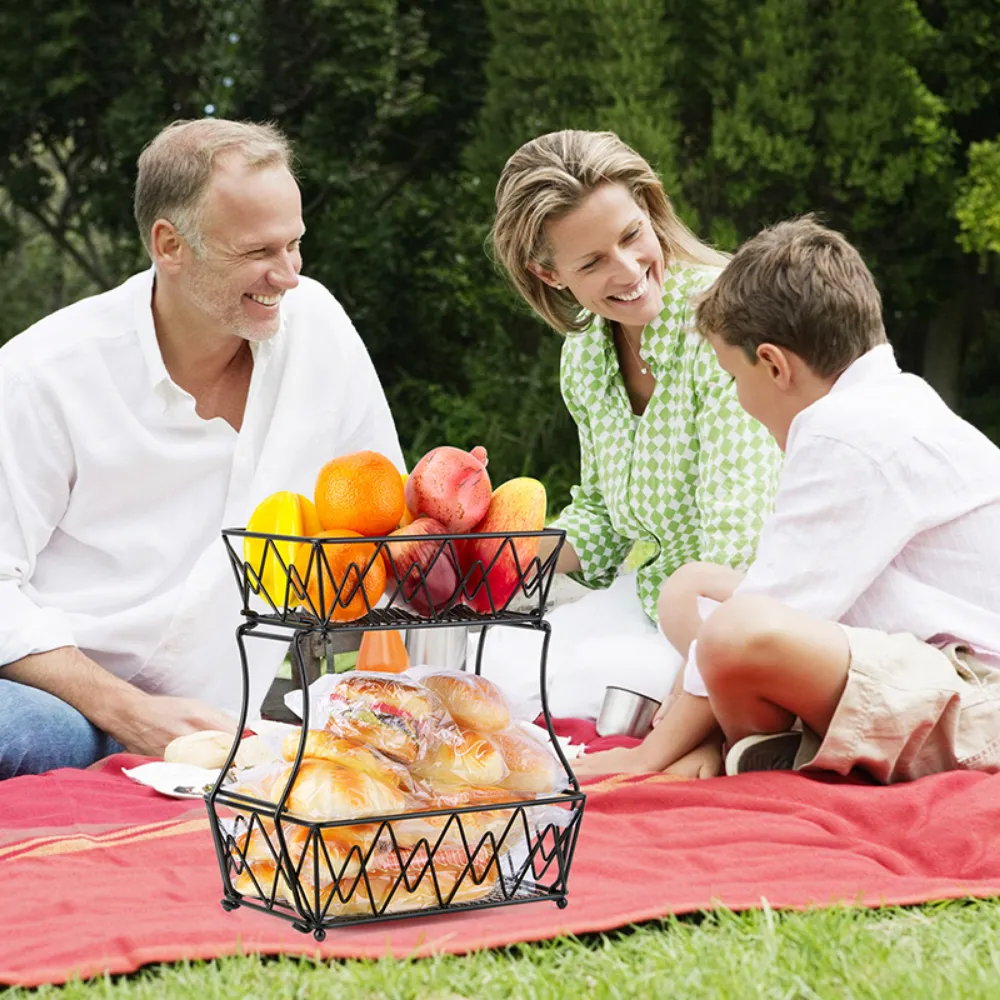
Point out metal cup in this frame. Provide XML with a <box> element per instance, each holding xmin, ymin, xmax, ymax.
<box><xmin>595</xmin><ymin>685</ymin><xmax>662</xmax><ymax>739</ymax></box>
<box><xmin>403</xmin><ymin>626</ymin><xmax>469</xmax><ymax>671</ymax></box>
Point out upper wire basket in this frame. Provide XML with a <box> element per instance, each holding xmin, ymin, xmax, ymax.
<box><xmin>222</xmin><ymin>527</ymin><xmax>566</xmax><ymax>630</ymax></box>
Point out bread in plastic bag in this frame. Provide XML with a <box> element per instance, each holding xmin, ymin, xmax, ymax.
<box><xmin>489</xmin><ymin>724</ymin><xmax>567</xmax><ymax>794</ymax></box>
<box><xmin>320</xmin><ymin>672</ymin><xmax>449</xmax><ymax>764</ymax></box>
<box><xmin>268</xmin><ymin>758</ymin><xmax>408</xmax><ymax>823</ymax></box>
<box><xmin>420</xmin><ymin>670</ymin><xmax>511</xmax><ymax>732</ymax></box>
<box><xmin>409</xmin><ymin>724</ymin><xmax>509</xmax><ymax>787</ymax></box>
<box><xmin>280</xmin><ymin>729</ymin><xmax>412</xmax><ymax>789</ymax></box>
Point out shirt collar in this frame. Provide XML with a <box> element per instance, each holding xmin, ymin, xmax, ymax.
<box><xmin>132</xmin><ymin>267</ymin><xmax>171</xmax><ymax>393</ymax></box>
<box><xmin>830</xmin><ymin>342</ymin><xmax>899</xmax><ymax>393</ymax></box>
<box><xmin>588</xmin><ymin>262</ymin><xmax>693</xmax><ymax>385</ymax></box>
<box><xmin>131</xmin><ymin>266</ymin><xmax>281</xmax><ymax>400</ymax></box>
<box><xmin>786</xmin><ymin>343</ymin><xmax>899</xmax><ymax>451</ymax></box>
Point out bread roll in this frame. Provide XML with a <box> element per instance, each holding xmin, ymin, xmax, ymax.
<box><xmin>164</xmin><ymin>730</ymin><xmax>233</xmax><ymax>769</ymax></box>
<box><xmin>489</xmin><ymin>726</ymin><xmax>563</xmax><ymax>794</ymax></box>
<box><xmin>234</xmin><ymin>850</ymin><xmax>497</xmax><ymax>915</ymax></box>
<box><xmin>281</xmin><ymin>730</ymin><xmax>410</xmax><ymax>788</ymax></box>
<box><xmin>164</xmin><ymin>730</ymin><xmax>278</xmax><ymax>770</ymax></box>
<box><xmin>234</xmin><ymin>859</ymin><xmax>377</xmax><ymax>916</ymax></box>
<box><xmin>410</xmin><ymin>726</ymin><xmax>507</xmax><ymax>787</ymax></box>
<box><xmin>422</xmin><ymin>672</ymin><xmax>511</xmax><ymax>732</ymax></box>
<box><xmin>395</xmin><ymin>781</ymin><xmax>523</xmax><ymax>851</ymax></box>
<box><xmin>325</xmin><ymin>713</ymin><xmax>420</xmax><ymax>765</ymax></box>
<box><xmin>368</xmin><ymin>868</ymin><xmax>497</xmax><ymax>912</ymax></box>
<box><xmin>324</xmin><ymin>673</ymin><xmax>446</xmax><ymax>764</ymax></box>
<box><xmin>234</xmin><ymin>819</ymin><xmax>378</xmax><ymax>871</ymax></box>
<box><xmin>269</xmin><ymin>759</ymin><xmax>407</xmax><ymax>822</ymax></box>
<box><xmin>328</xmin><ymin>673</ymin><xmax>443</xmax><ymax>723</ymax></box>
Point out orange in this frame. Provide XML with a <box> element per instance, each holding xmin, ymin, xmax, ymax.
<box><xmin>314</xmin><ymin>451</ymin><xmax>405</xmax><ymax>537</ymax></box>
<box><xmin>294</xmin><ymin>529</ymin><xmax>387</xmax><ymax>622</ymax></box>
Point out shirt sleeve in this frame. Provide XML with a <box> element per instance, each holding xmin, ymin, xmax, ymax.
<box><xmin>691</xmin><ymin>336</ymin><xmax>781</xmax><ymax>569</ymax></box>
<box><xmin>735</xmin><ymin>434</ymin><xmax>915</xmax><ymax>619</ymax></box>
<box><xmin>549</xmin><ymin>346</ymin><xmax>633</xmax><ymax>589</ymax></box>
<box><xmin>0</xmin><ymin>366</ymin><xmax>77</xmax><ymax>666</ymax></box>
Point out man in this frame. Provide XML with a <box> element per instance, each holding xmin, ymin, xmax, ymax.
<box><xmin>0</xmin><ymin>119</ymin><xmax>404</xmax><ymax>778</ymax></box>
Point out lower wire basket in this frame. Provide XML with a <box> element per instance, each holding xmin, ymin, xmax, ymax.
<box><xmin>208</xmin><ymin>788</ymin><xmax>586</xmax><ymax>938</ymax></box>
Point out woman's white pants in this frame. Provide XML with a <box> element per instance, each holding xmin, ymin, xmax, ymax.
<box><xmin>468</xmin><ymin>572</ymin><xmax>683</xmax><ymax>720</ymax></box>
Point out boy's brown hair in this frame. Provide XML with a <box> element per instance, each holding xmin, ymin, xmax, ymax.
<box><xmin>695</xmin><ymin>216</ymin><xmax>886</xmax><ymax>378</ymax></box>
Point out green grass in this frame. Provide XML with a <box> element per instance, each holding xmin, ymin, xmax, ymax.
<box><xmin>13</xmin><ymin>900</ymin><xmax>1000</xmax><ymax>998</ymax></box>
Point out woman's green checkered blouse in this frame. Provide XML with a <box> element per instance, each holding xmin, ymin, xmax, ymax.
<box><xmin>550</xmin><ymin>263</ymin><xmax>783</xmax><ymax>622</ymax></box>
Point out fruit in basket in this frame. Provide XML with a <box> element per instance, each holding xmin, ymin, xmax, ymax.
<box><xmin>459</xmin><ymin>477</ymin><xmax>546</xmax><ymax>613</ymax></box>
<box><xmin>404</xmin><ymin>445</ymin><xmax>492</xmax><ymax>533</ymax></box>
<box><xmin>383</xmin><ymin>517</ymin><xmax>460</xmax><ymax>616</ymax></box>
<box><xmin>244</xmin><ymin>491</ymin><xmax>322</xmax><ymax>605</ymax></box>
<box><xmin>314</xmin><ymin>451</ymin><xmax>405</xmax><ymax>537</ymax></box>
<box><xmin>293</xmin><ymin>529</ymin><xmax>387</xmax><ymax>622</ymax></box>
<box><xmin>397</xmin><ymin>473</ymin><xmax>417</xmax><ymax>528</ymax></box>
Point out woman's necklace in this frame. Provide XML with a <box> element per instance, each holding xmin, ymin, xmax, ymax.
<box><xmin>616</xmin><ymin>324</ymin><xmax>649</xmax><ymax>375</ymax></box>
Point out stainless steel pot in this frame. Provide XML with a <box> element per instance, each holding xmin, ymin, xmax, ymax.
<box><xmin>403</xmin><ymin>626</ymin><xmax>469</xmax><ymax>671</ymax></box>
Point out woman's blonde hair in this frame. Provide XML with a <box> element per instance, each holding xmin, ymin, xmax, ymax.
<box><xmin>490</xmin><ymin>129</ymin><xmax>728</xmax><ymax>333</ymax></box>
<box><xmin>134</xmin><ymin>118</ymin><xmax>293</xmax><ymax>259</ymax></box>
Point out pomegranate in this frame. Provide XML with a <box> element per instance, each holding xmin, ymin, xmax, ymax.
<box><xmin>404</xmin><ymin>445</ymin><xmax>492</xmax><ymax>533</ymax></box>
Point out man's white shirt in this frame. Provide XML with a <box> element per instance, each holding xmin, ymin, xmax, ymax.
<box><xmin>685</xmin><ymin>344</ymin><xmax>1000</xmax><ymax>695</ymax></box>
<box><xmin>0</xmin><ymin>268</ymin><xmax>404</xmax><ymax>716</ymax></box>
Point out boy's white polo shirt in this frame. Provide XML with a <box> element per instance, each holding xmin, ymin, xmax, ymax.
<box><xmin>737</xmin><ymin>343</ymin><xmax>1000</xmax><ymax>661</ymax></box>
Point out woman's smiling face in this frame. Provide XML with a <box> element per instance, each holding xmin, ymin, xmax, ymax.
<box><xmin>535</xmin><ymin>183</ymin><xmax>666</xmax><ymax>330</ymax></box>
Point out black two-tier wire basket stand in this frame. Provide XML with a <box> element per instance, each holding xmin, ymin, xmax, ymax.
<box><xmin>205</xmin><ymin>525</ymin><xmax>586</xmax><ymax>939</ymax></box>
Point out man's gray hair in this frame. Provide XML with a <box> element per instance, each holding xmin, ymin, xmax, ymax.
<box><xmin>134</xmin><ymin>118</ymin><xmax>293</xmax><ymax>258</ymax></box>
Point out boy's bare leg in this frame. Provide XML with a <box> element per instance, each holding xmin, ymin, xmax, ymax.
<box><xmin>573</xmin><ymin>562</ymin><xmax>743</xmax><ymax>777</ymax></box>
<box><xmin>697</xmin><ymin>594</ymin><xmax>851</xmax><ymax>745</ymax></box>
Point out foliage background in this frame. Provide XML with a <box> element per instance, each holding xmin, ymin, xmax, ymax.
<box><xmin>1</xmin><ymin>0</ymin><xmax>998</xmax><ymax>512</ymax></box>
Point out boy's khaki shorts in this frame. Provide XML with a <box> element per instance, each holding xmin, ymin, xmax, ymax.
<box><xmin>796</xmin><ymin>626</ymin><xmax>1000</xmax><ymax>784</ymax></box>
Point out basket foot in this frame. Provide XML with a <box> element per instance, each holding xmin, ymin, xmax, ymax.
<box><xmin>221</xmin><ymin>898</ymin><xmax>240</xmax><ymax>912</ymax></box>
<box><xmin>556</xmin><ymin>897</ymin><xmax>568</xmax><ymax>909</ymax></box>
<box><xmin>314</xmin><ymin>928</ymin><xmax>327</xmax><ymax>942</ymax></box>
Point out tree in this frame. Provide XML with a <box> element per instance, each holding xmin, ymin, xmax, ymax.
<box><xmin>431</xmin><ymin>0</ymin><xmax>685</xmax><ymax>509</ymax></box>
<box><xmin>0</xmin><ymin>0</ymin><xmax>236</xmax><ymax>300</ymax></box>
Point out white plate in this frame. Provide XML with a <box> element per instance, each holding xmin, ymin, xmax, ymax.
<box><xmin>121</xmin><ymin>761</ymin><xmax>224</xmax><ymax>799</ymax></box>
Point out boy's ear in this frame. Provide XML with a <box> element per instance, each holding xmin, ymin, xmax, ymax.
<box><xmin>756</xmin><ymin>343</ymin><xmax>794</xmax><ymax>389</ymax></box>
<box><xmin>527</xmin><ymin>261</ymin><xmax>564</xmax><ymax>290</ymax></box>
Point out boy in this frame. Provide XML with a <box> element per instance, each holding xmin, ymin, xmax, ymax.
<box><xmin>575</xmin><ymin>216</ymin><xmax>1000</xmax><ymax>783</ymax></box>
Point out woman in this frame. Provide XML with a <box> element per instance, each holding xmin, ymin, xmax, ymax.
<box><xmin>475</xmin><ymin>130</ymin><xmax>781</xmax><ymax>758</ymax></box>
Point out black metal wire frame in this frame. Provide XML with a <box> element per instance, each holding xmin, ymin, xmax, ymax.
<box><xmin>222</xmin><ymin>527</ymin><xmax>566</xmax><ymax>629</ymax></box>
<box><xmin>205</xmin><ymin>619</ymin><xmax>586</xmax><ymax>939</ymax></box>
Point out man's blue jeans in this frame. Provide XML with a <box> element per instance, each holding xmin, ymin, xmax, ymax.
<box><xmin>0</xmin><ymin>678</ymin><xmax>124</xmax><ymax>779</ymax></box>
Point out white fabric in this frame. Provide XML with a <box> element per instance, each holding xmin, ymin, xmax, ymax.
<box><xmin>732</xmin><ymin>343</ymin><xmax>1000</xmax><ymax>663</ymax></box>
<box><xmin>683</xmin><ymin>640</ymin><xmax>708</xmax><ymax>697</ymax></box>
<box><xmin>470</xmin><ymin>572</ymin><xmax>683</xmax><ymax>720</ymax></box>
<box><xmin>0</xmin><ymin>268</ymin><xmax>403</xmax><ymax>716</ymax></box>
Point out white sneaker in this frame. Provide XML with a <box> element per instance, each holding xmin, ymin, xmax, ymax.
<box><xmin>724</xmin><ymin>732</ymin><xmax>803</xmax><ymax>776</ymax></box>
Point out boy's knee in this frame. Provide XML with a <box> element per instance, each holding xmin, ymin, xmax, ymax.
<box><xmin>696</xmin><ymin>595</ymin><xmax>787</xmax><ymax>684</ymax></box>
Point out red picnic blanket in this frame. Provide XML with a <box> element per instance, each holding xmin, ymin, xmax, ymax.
<box><xmin>3</xmin><ymin>722</ymin><xmax>1000</xmax><ymax>987</ymax></box>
